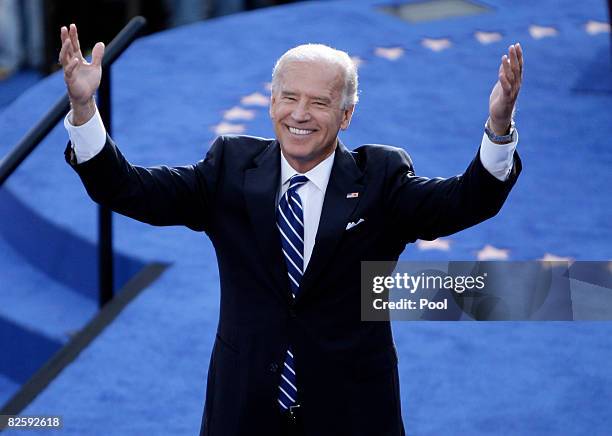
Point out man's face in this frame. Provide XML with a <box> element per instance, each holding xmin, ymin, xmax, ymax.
<box><xmin>270</xmin><ymin>60</ymin><xmax>354</xmax><ymax>173</ymax></box>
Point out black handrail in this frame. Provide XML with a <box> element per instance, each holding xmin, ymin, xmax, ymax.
<box><xmin>0</xmin><ymin>16</ymin><xmax>147</xmax><ymax>308</ymax></box>
<box><xmin>98</xmin><ymin>60</ymin><xmax>114</xmax><ymax>307</ymax></box>
<box><xmin>0</xmin><ymin>16</ymin><xmax>146</xmax><ymax>185</ymax></box>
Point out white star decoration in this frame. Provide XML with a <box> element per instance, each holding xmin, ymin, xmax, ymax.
<box><xmin>476</xmin><ymin>244</ymin><xmax>509</xmax><ymax>260</ymax></box>
<box><xmin>351</xmin><ymin>56</ymin><xmax>364</xmax><ymax>68</ymax></box>
<box><xmin>474</xmin><ymin>31</ymin><xmax>503</xmax><ymax>44</ymax></box>
<box><xmin>529</xmin><ymin>25</ymin><xmax>559</xmax><ymax>39</ymax></box>
<box><xmin>374</xmin><ymin>47</ymin><xmax>404</xmax><ymax>61</ymax></box>
<box><xmin>211</xmin><ymin>122</ymin><xmax>246</xmax><ymax>135</ymax></box>
<box><xmin>223</xmin><ymin>106</ymin><xmax>256</xmax><ymax>121</ymax></box>
<box><xmin>539</xmin><ymin>253</ymin><xmax>574</xmax><ymax>269</ymax></box>
<box><xmin>417</xmin><ymin>238</ymin><xmax>451</xmax><ymax>251</ymax></box>
<box><xmin>240</xmin><ymin>92</ymin><xmax>269</xmax><ymax>106</ymax></box>
<box><xmin>585</xmin><ymin>20</ymin><xmax>611</xmax><ymax>35</ymax></box>
<box><xmin>421</xmin><ymin>38</ymin><xmax>452</xmax><ymax>52</ymax></box>
<box><xmin>540</xmin><ymin>253</ymin><xmax>573</xmax><ymax>262</ymax></box>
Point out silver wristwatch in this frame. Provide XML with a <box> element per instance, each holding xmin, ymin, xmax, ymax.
<box><xmin>485</xmin><ymin>119</ymin><xmax>516</xmax><ymax>144</ymax></box>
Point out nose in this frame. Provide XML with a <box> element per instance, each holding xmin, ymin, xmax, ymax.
<box><xmin>290</xmin><ymin>101</ymin><xmax>310</xmax><ymax>122</ymax></box>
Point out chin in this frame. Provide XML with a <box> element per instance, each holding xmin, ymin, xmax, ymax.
<box><xmin>282</xmin><ymin>141</ymin><xmax>312</xmax><ymax>157</ymax></box>
<box><xmin>286</xmin><ymin>151</ymin><xmax>313</xmax><ymax>163</ymax></box>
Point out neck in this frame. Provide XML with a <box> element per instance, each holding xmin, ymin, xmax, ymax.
<box><xmin>282</xmin><ymin>140</ymin><xmax>338</xmax><ymax>174</ymax></box>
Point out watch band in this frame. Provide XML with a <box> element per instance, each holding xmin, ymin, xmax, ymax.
<box><xmin>485</xmin><ymin>119</ymin><xmax>515</xmax><ymax>144</ymax></box>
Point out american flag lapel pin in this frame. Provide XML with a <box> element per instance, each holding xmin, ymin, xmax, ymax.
<box><xmin>346</xmin><ymin>192</ymin><xmax>359</xmax><ymax>199</ymax></box>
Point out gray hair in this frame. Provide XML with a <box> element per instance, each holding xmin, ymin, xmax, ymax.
<box><xmin>271</xmin><ymin>44</ymin><xmax>359</xmax><ymax>110</ymax></box>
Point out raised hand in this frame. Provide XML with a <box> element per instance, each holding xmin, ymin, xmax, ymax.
<box><xmin>59</xmin><ymin>24</ymin><xmax>105</xmax><ymax>125</ymax></box>
<box><xmin>488</xmin><ymin>43</ymin><xmax>523</xmax><ymax>135</ymax></box>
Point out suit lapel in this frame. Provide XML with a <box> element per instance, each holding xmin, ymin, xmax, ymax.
<box><xmin>298</xmin><ymin>141</ymin><xmax>364</xmax><ymax>302</ymax></box>
<box><xmin>244</xmin><ymin>141</ymin><xmax>289</xmax><ymax>301</ymax></box>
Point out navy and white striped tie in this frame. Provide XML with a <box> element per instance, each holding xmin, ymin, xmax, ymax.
<box><xmin>276</xmin><ymin>174</ymin><xmax>308</xmax><ymax>410</ymax></box>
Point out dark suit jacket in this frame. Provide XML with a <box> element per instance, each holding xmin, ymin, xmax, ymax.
<box><xmin>66</xmin><ymin>134</ymin><xmax>521</xmax><ymax>436</ymax></box>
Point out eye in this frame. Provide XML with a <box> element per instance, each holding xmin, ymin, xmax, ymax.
<box><xmin>283</xmin><ymin>96</ymin><xmax>296</xmax><ymax>102</ymax></box>
<box><xmin>313</xmin><ymin>101</ymin><xmax>327</xmax><ymax>107</ymax></box>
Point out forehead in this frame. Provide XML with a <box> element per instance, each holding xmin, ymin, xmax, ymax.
<box><xmin>278</xmin><ymin>60</ymin><xmax>344</xmax><ymax>99</ymax></box>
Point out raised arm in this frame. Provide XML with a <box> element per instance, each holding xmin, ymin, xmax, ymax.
<box><xmin>386</xmin><ymin>44</ymin><xmax>524</xmax><ymax>243</ymax></box>
<box><xmin>69</xmin><ymin>134</ymin><xmax>224</xmax><ymax>232</ymax></box>
<box><xmin>59</xmin><ymin>24</ymin><xmax>221</xmax><ymax>232</ymax></box>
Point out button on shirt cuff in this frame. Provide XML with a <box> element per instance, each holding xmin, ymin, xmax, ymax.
<box><xmin>63</xmin><ymin>107</ymin><xmax>107</xmax><ymax>164</ymax></box>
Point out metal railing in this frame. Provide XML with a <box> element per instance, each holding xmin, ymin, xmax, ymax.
<box><xmin>0</xmin><ymin>16</ymin><xmax>147</xmax><ymax>308</ymax></box>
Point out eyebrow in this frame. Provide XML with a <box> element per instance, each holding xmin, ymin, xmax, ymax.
<box><xmin>312</xmin><ymin>96</ymin><xmax>331</xmax><ymax>104</ymax></box>
<box><xmin>280</xmin><ymin>90</ymin><xmax>332</xmax><ymax>104</ymax></box>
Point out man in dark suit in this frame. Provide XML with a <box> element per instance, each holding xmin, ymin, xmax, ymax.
<box><xmin>59</xmin><ymin>23</ymin><xmax>523</xmax><ymax>436</ymax></box>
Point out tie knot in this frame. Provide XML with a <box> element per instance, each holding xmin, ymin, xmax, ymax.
<box><xmin>288</xmin><ymin>174</ymin><xmax>308</xmax><ymax>191</ymax></box>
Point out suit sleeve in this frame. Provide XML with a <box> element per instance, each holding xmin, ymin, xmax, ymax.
<box><xmin>384</xmin><ymin>146</ymin><xmax>521</xmax><ymax>244</ymax></box>
<box><xmin>64</xmin><ymin>135</ymin><xmax>225</xmax><ymax>232</ymax></box>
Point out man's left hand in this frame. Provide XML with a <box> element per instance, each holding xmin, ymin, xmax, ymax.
<box><xmin>488</xmin><ymin>43</ymin><xmax>524</xmax><ymax>135</ymax></box>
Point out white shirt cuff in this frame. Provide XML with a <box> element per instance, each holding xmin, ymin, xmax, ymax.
<box><xmin>479</xmin><ymin>128</ymin><xmax>518</xmax><ymax>181</ymax></box>
<box><xmin>63</xmin><ymin>107</ymin><xmax>107</xmax><ymax>164</ymax></box>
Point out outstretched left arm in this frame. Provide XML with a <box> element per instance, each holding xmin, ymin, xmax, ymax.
<box><xmin>385</xmin><ymin>44</ymin><xmax>525</xmax><ymax>243</ymax></box>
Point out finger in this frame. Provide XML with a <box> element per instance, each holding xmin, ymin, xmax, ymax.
<box><xmin>64</xmin><ymin>57</ymin><xmax>79</xmax><ymax>80</ymax></box>
<box><xmin>91</xmin><ymin>42</ymin><xmax>105</xmax><ymax>67</ymax></box>
<box><xmin>69</xmin><ymin>23</ymin><xmax>84</xmax><ymax>60</ymax></box>
<box><xmin>515</xmin><ymin>43</ymin><xmax>524</xmax><ymax>74</ymax></box>
<box><xmin>502</xmin><ymin>54</ymin><xmax>514</xmax><ymax>84</ymax></box>
<box><xmin>59</xmin><ymin>38</ymin><xmax>68</xmax><ymax>65</ymax></box>
<box><xmin>508</xmin><ymin>45</ymin><xmax>520</xmax><ymax>83</ymax></box>
<box><xmin>72</xmin><ymin>24</ymin><xmax>82</xmax><ymax>54</ymax></box>
<box><xmin>59</xmin><ymin>26</ymin><xmax>70</xmax><ymax>63</ymax></box>
<box><xmin>60</xmin><ymin>26</ymin><xmax>69</xmax><ymax>44</ymax></box>
<box><xmin>499</xmin><ymin>73</ymin><xmax>512</xmax><ymax>95</ymax></box>
<box><xmin>59</xmin><ymin>38</ymin><xmax>73</xmax><ymax>66</ymax></box>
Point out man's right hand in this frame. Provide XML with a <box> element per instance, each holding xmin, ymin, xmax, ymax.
<box><xmin>59</xmin><ymin>24</ymin><xmax>105</xmax><ymax>125</ymax></box>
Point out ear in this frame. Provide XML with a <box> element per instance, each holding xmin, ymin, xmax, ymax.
<box><xmin>340</xmin><ymin>104</ymin><xmax>355</xmax><ymax>130</ymax></box>
<box><xmin>269</xmin><ymin>94</ymin><xmax>276</xmax><ymax>119</ymax></box>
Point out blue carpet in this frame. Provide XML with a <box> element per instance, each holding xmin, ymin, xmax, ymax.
<box><xmin>0</xmin><ymin>187</ymin><xmax>145</xmax><ymax>298</ymax></box>
<box><xmin>0</xmin><ymin>0</ymin><xmax>610</xmax><ymax>434</ymax></box>
<box><xmin>573</xmin><ymin>47</ymin><xmax>612</xmax><ymax>93</ymax></box>
<box><xmin>0</xmin><ymin>69</ymin><xmax>43</xmax><ymax>111</ymax></box>
<box><xmin>0</xmin><ymin>236</ymin><xmax>97</xmax><ymax>342</ymax></box>
<box><xmin>0</xmin><ymin>317</ymin><xmax>62</xmax><ymax>384</ymax></box>
<box><xmin>0</xmin><ymin>375</ymin><xmax>19</xmax><ymax>408</ymax></box>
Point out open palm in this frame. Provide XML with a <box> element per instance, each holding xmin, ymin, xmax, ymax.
<box><xmin>488</xmin><ymin>43</ymin><xmax>523</xmax><ymax>134</ymax></box>
<box><xmin>59</xmin><ymin>24</ymin><xmax>105</xmax><ymax>105</ymax></box>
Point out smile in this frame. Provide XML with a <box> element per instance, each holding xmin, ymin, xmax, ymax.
<box><xmin>288</xmin><ymin>126</ymin><xmax>315</xmax><ymax>136</ymax></box>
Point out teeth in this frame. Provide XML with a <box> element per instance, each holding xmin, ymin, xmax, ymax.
<box><xmin>289</xmin><ymin>127</ymin><xmax>313</xmax><ymax>135</ymax></box>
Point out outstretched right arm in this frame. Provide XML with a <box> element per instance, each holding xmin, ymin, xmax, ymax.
<box><xmin>67</xmin><ymin>133</ymin><xmax>224</xmax><ymax>232</ymax></box>
<box><xmin>60</xmin><ymin>24</ymin><xmax>221</xmax><ymax>232</ymax></box>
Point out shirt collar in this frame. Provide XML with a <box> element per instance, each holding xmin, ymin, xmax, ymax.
<box><xmin>280</xmin><ymin>148</ymin><xmax>336</xmax><ymax>193</ymax></box>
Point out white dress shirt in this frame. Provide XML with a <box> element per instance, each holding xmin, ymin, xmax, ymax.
<box><xmin>64</xmin><ymin>109</ymin><xmax>518</xmax><ymax>268</ymax></box>
<box><xmin>278</xmin><ymin>150</ymin><xmax>334</xmax><ymax>269</ymax></box>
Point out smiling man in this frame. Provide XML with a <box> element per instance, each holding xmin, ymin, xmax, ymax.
<box><xmin>60</xmin><ymin>23</ymin><xmax>523</xmax><ymax>436</ymax></box>
<box><xmin>269</xmin><ymin>47</ymin><xmax>356</xmax><ymax>173</ymax></box>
